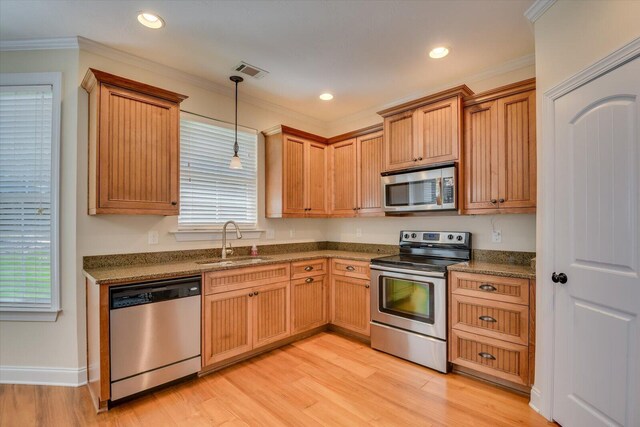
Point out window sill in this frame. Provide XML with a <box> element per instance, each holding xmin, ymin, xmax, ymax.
<box><xmin>0</xmin><ymin>309</ymin><xmax>61</xmax><ymax>322</ymax></box>
<box><xmin>170</xmin><ymin>229</ymin><xmax>264</xmax><ymax>242</ymax></box>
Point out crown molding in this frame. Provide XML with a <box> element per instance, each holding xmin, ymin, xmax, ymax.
<box><xmin>76</xmin><ymin>37</ymin><xmax>326</xmax><ymax>131</ymax></box>
<box><xmin>524</xmin><ymin>0</ymin><xmax>557</xmax><ymax>23</ymax></box>
<box><xmin>0</xmin><ymin>37</ymin><xmax>79</xmax><ymax>51</ymax></box>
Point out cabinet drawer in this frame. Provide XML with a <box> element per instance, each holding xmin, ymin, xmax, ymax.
<box><xmin>203</xmin><ymin>263</ymin><xmax>290</xmax><ymax>295</ymax></box>
<box><xmin>291</xmin><ymin>259</ymin><xmax>328</xmax><ymax>279</ymax></box>
<box><xmin>450</xmin><ymin>329</ymin><xmax>528</xmax><ymax>386</ymax></box>
<box><xmin>450</xmin><ymin>271</ymin><xmax>529</xmax><ymax>305</ymax></box>
<box><xmin>331</xmin><ymin>258</ymin><xmax>370</xmax><ymax>280</ymax></box>
<box><xmin>451</xmin><ymin>295</ymin><xmax>529</xmax><ymax>345</ymax></box>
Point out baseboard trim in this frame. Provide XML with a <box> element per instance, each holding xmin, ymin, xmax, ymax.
<box><xmin>0</xmin><ymin>365</ymin><xmax>87</xmax><ymax>387</ymax></box>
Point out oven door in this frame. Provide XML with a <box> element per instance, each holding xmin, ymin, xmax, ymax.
<box><xmin>370</xmin><ymin>265</ymin><xmax>446</xmax><ymax>340</ymax></box>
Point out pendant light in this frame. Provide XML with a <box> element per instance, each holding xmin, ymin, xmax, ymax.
<box><xmin>229</xmin><ymin>75</ymin><xmax>244</xmax><ymax>169</ymax></box>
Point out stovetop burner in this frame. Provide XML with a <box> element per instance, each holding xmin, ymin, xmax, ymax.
<box><xmin>370</xmin><ymin>230</ymin><xmax>472</xmax><ymax>272</ymax></box>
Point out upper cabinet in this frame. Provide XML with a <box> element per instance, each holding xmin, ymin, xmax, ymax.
<box><xmin>264</xmin><ymin>126</ymin><xmax>328</xmax><ymax>218</ymax></box>
<box><xmin>378</xmin><ymin>86</ymin><xmax>473</xmax><ymax>172</ymax></box>
<box><xmin>462</xmin><ymin>79</ymin><xmax>536</xmax><ymax>214</ymax></box>
<box><xmin>81</xmin><ymin>69</ymin><xmax>188</xmax><ymax>215</ymax></box>
<box><xmin>327</xmin><ymin>126</ymin><xmax>384</xmax><ymax>217</ymax></box>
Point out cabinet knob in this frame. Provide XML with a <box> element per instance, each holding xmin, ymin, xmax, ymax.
<box><xmin>305</xmin><ymin>277</ymin><xmax>314</xmax><ymax>283</ymax></box>
<box><xmin>254</xmin><ymin>291</ymin><xmax>259</xmax><ymax>296</ymax></box>
<box><xmin>248</xmin><ymin>292</ymin><xmax>254</xmax><ymax>297</ymax></box>
<box><xmin>413</xmin><ymin>158</ymin><xmax>418</xmax><ymax>162</ymax></box>
<box><xmin>365</xmin><ymin>285</ymin><xmax>370</xmax><ymax>288</ymax></box>
<box><xmin>171</xmin><ymin>201</ymin><xmax>177</xmax><ymax>206</ymax></box>
<box><xmin>417</xmin><ymin>157</ymin><xmax>423</xmax><ymax>161</ymax></box>
<box><xmin>304</xmin><ymin>266</ymin><xmax>313</xmax><ymax>271</ymax></box>
<box><xmin>490</xmin><ymin>199</ymin><xmax>497</xmax><ymax>204</ymax></box>
<box><xmin>353</xmin><ymin>208</ymin><xmax>358</xmax><ymax>211</ymax></box>
<box><xmin>499</xmin><ymin>198</ymin><xmax>505</xmax><ymax>203</ymax></box>
<box><xmin>346</xmin><ymin>265</ymin><xmax>356</xmax><ymax>271</ymax></box>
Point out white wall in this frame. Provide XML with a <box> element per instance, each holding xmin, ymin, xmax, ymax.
<box><xmin>0</xmin><ymin>50</ymin><xmax>82</xmax><ymax>378</ymax></box>
<box><xmin>531</xmin><ymin>0</ymin><xmax>640</xmax><ymax>419</ymax></box>
<box><xmin>0</xmin><ymin>40</ymin><xmax>538</xmax><ymax>381</ymax></box>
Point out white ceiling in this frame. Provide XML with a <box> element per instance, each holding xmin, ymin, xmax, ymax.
<box><xmin>0</xmin><ymin>0</ymin><xmax>535</xmax><ymax>123</ymax></box>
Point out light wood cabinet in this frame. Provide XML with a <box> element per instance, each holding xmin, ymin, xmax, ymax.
<box><xmin>462</xmin><ymin>79</ymin><xmax>536</xmax><ymax>214</ymax></box>
<box><xmin>264</xmin><ymin>126</ymin><xmax>328</xmax><ymax>218</ymax></box>
<box><xmin>291</xmin><ymin>274</ymin><xmax>328</xmax><ymax>334</ymax></box>
<box><xmin>330</xmin><ymin>275</ymin><xmax>371</xmax><ymax>336</ymax></box>
<box><xmin>327</xmin><ymin>128</ymin><xmax>384</xmax><ymax>217</ymax></box>
<box><xmin>378</xmin><ymin>86</ymin><xmax>472</xmax><ymax>172</ymax></box>
<box><xmin>81</xmin><ymin>68</ymin><xmax>187</xmax><ymax>215</ymax></box>
<box><xmin>203</xmin><ymin>280</ymin><xmax>291</xmax><ymax>366</ymax></box>
<box><xmin>448</xmin><ymin>270</ymin><xmax>535</xmax><ymax>390</ymax></box>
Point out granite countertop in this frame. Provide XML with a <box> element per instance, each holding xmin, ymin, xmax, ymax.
<box><xmin>447</xmin><ymin>260</ymin><xmax>536</xmax><ymax>279</ymax></box>
<box><xmin>83</xmin><ymin>250</ymin><xmax>390</xmax><ymax>286</ymax></box>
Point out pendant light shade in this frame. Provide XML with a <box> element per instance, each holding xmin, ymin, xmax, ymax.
<box><xmin>229</xmin><ymin>75</ymin><xmax>244</xmax><ymax>169</ymax></box>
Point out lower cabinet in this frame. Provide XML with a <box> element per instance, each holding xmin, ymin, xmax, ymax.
<box><xmin>203</xmin><ymin>280</ymin><xmax>290</xmax><ymax>366</ymax></box>
<box><xmin>330</xmin><ymin>275</ymin><xmax>371</xmax><ymax>336</ymax></box>
<box><xmin>291</xmin><ymin>274</ymin><xmax>328</xmax><ymax>334</ymax></box>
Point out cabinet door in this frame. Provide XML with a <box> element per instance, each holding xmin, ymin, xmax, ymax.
<box><xmin>291</xmin><ymin>275</ymin><xmax>328</xmax><ymax>334</ymax></box>
<box><xmin>497</xmin><ymin>90</ymin><xmax>536</xmax><ymax>210</ymax></box>
<box><xmin>463</xmin><ymin>100</ymin><xmax>499</xmax><ymax>211</ymax></box>
<box><xmin>98</xmin><ymin>84</ymin><xmax>179</xmax><ymax>214</ymax></box>
<box><xmin>203</xmin><ymin>288</ymin><xmax>253</xmax><ymax>366</ymax></box>
<box><xmin>283</xmin><ymin>135</ymin><xmax>306</xmax><ymax>215</ymax></box>
<box><xmin>383</xmin><ymin>110</ymin><xmax>418</xmax><ymax>171</ymax></box>
<box><xmin>329</xmin><ymin>139</ymin><xmax>357</xmax><ymax>216</ymax></box>
<box><xmin>330</xmin><ymin>276</ymin><xmax>371</xmax><ymax>336</ymax></box>
<box><xmin>415</xmin><ymin>97</ymin><xmax>459</xmax><ymax>165</ymax></box>
<box><xmin>252</xmin><ymin>281</ymin><xmax>291</xmax><ymax>348</ymax></box>
<box><xmin>305</xmin><ymin>141</ymin><xmax>328</xmax><ymax>216</ymax></box>
<box><xmin>356</xmin><ymin>131</ymin><xmax>384</xmax><ymax>216</ymax></box>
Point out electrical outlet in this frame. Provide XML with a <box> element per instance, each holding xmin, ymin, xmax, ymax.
<box><xmin>492</xmin><ymin>230</ymin><xmax>502</xmax><ymax>243</ymax></box>
<box><xmin>289</xmin><ymin>229</ymin><xmax>295</xmax><ymax>238</ymax></box>
<box><xmin>266</xmin><ymin>229</ymin><xmax>275</xmax><ymax>239</ymax></box>
<box><xmin>148</xmin><ymin>230</ymin><xmax>159</xmax><ymax>245</ymax></box>
<box><xmin>356</xmin><ymin>228</ymin><xmax>362</xmax><ymax>237</ymax></box>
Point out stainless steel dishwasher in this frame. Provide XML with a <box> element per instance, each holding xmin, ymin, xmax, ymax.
<box><xmin>109</xmin><ymin>276</ymin><xmax>201</xmax><ymax>401</ymax></box>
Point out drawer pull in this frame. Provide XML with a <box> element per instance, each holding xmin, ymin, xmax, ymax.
<box><xmin>478</xmin><ymin>352</ymin><xmax>496</xmax><ymax>360</ymax></box>
<box><xmin>304</xmin><ymin>266</ymin><xmax>314</xmax><ymax>271</ymax></box>
<box><xmin>479</xmin><ymin>284</ymin><xmax>497</xmax><ymax>292</ymax></box>
<box><xmin>346</xmin><ymin>265</ymin><xmax>356</xmax><ymax>271</ymax></box>
<box><xmin>305</xmin><ymin>277</ymin><xmax>314</xmax><ymax>283</ymax></box>
<box><xmin>479</xmin><ymin>315</ymin><xmax>497</xmax><ymax>323</ymax></box>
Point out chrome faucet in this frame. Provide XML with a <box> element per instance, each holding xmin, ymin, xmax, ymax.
<box><xmin>221</xmin><ymin>220</ymin><xmax>242</xmax><ymax>259</ymax></box>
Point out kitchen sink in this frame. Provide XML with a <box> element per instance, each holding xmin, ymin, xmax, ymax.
<box><xmin>196</xmin><ymin>256</ymin><xmax>270</xmax><ymax>267</ymax></box>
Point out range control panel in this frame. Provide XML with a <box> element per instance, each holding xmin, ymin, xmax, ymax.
<box><xmin>400</xmin><ymin>231</ymin><xmax>469</xmax><ymax>245</ymax></box>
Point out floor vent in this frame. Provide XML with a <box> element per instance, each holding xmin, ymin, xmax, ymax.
<box><xmin>233</xmin><ymin>61</ymin><xmax>269</xmax><ymax>79</ymax></box>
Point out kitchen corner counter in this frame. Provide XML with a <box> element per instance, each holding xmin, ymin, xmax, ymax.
<box><xmin>447</xmin><ymin>260</ymin><xmax>536</xmax><ymax>279</ymax></box>
<box><xmin>84</xmin><ymin>250</ymin><xmax>391</xmax><ymax>286</ymax></box>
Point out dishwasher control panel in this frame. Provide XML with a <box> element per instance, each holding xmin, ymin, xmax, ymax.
<box><xmin>110</xmin><ymin>277</ymin><xmax>201</xmax><ymax>309</ymax></box>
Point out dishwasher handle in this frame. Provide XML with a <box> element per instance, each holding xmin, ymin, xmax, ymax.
<box><xmin>110</xmin><ymin>276</ymin><xmax>201</xmax><ymax>309</ymax></box>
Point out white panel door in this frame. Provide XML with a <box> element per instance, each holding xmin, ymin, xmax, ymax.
<box><xmin>553</xmin><ymin>56</ymin><xmax>640</xmax><ymax>427</ymax></box>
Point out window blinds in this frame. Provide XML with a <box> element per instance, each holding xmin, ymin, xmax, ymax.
<box><xmin>0</xmin><ymin>85</ymin><xmax>54</xmax><ymax>308</ymax></box>
<box><xmin>179</xmin><ymin>112</ymin><xmax>258</xmax><ymax>228</ymax></box>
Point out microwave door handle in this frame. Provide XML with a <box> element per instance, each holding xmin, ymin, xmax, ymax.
<box><xmin>436</xmin><ymin>177</ymin><xmax>442</xmax><ymax>206</ymax></box>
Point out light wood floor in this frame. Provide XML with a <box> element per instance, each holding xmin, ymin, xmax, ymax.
<box><xmin>1</xmin><ymin>332</ymin><xmax>555</xmax><ymax>426</ymax></box>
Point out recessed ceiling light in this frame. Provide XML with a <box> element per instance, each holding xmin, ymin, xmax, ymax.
<box><xmin>319</xmin><ymin>93</ymin><xmax>334</xmax><ymax>101</ymax></box>
<box><xmin>137</xmin><ymin>12</ymin><xmax>164</xmax><ymax>29</ymax></box>
<box><xmin>429</xmin><ymin>46</ymin><xmax>449</xmax><ymax>59</ymax></box>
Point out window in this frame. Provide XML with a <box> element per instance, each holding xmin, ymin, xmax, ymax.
<box><xmin>0</xmin><ymin>73</ymin><xmax>61</xmax><ymax>321</ymax></box>
<box><xmin>179</xmin><ymin>112</ymin><xmax>257</xmax><ymax>229</ymax></box>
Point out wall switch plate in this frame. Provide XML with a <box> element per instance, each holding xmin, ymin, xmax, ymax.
<box><xmin>492</xmin><ymin>230</ymin><xmax>502</xmax><ymax>243</ymax></box>
<box><xmin>356</xmin><ymin>228</ymin><xmax>362</xmax><ymax>237</ymax></box>
<box><xmin>266</xmin><ymin>229</ymin><xmax>275</xmax><ymax>239</ymax></box>
<box><xmin>148</xmin><ymin>230</ymin><xmax>159</xmax><ymax>245</ymax></box>
<box><xmin>289</xmin><ymin>229</ymin><xmax>295</xmax><ymax>238</ymax></box>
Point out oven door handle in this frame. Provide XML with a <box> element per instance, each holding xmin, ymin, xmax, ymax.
<box><xmin>369</xmin><ymin>264</ymin><xmax>445</xmax><ymax>279</ymax></box>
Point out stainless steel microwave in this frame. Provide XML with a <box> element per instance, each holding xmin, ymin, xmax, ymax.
<box><xmin>382</xmin><ymin>164</ymin><xmax>456</xmax><ymax>212</ymax></box>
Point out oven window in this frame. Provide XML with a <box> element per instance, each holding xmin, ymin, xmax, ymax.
<box><xmin>385</xmin><ymin>179</ymin><xmax>437</xmax><ymax>207</ymax></box>
<box><xmin>380</xmin><ymin>277</ymin><xmax>435</xmax><ymax>324</ymax></box>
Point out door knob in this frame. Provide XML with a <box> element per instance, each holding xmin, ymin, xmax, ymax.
<box><xmin>551</xmin><ymin>272</ymin><xmax>568</xmax><ymax>284</ymax></box>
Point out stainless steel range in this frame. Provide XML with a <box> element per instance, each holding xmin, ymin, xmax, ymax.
<box><xmin>370</xmin><ymin>230</ymin><xmax>471</xmax><ymax>373</ymax></box>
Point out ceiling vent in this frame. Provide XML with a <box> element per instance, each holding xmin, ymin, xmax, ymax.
<box><xmin>233</xmin><ymin>61</ymin><xmax>269</xmax><ymax>79</ymax></box>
